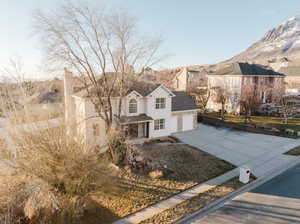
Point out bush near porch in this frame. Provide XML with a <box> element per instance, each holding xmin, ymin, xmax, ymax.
<box><xmin>202</xmin><ymin>112</ymin><xmax>300</xmax><ymax>138</ymax></box>
<box><xmin>92</xmin><ymin>144</ymin><xmax>235</xmax><ymax>223</ymax></box>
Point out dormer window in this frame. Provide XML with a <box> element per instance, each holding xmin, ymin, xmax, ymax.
<box><xmin>155</xmin><ymin>98</ymin><xmax>166</xmax><ymax>109</ymax></box>
<box><xmin>129</xmin><ymin>99</ymin><xmax>137</xmax><ymax>114</ymax></box>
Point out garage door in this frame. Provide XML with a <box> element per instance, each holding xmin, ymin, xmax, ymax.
<box><xmin>177</xmin><ymin>115</ymin><xmax>183</xmax><ymax>132</ymax></box>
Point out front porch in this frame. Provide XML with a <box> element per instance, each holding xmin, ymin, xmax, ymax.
<box><xmin>119</xmin><ymin>114</ymin><xmax>153</xmax><ymax>141</ymax></box>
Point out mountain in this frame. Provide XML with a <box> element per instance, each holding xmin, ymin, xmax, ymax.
<box><xmin>230</xmin><ymin>15</ymin><xmax>300</xmax><ymax>63</ymax></box>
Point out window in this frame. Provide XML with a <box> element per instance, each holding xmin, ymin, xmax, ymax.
<box><xmin>93</xmin><ymin>124</ymin><xmax>100</xmax><ymax>136</ymax></box>
<box><xmin>129</xmin><ymin>99</ymin><xmax>137</xmax><ymax>113</ymax></box>
<box><xmin>154</xmin><ymin>119</ymin><xmax>165</xmax><ymax>130</ymax></box>
<box><xmin>155</xmin><ymin>98</ymin><xmax>166</xmax><ymax>109</ymax></box>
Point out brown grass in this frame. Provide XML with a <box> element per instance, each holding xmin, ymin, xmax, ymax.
<box><xmin>91</xmin><ymin>144</ymin><xmax>235</xmax><ymax>223</ymax></box>
<box><xmin>140</xmin><ymin>177</ymin><xmax>255</xmax><ymax>224</ymax></box>
<box><xmin>208</xmin><ymin>112</ymin><xmax>300</xmax><ymax>132</ymax></box>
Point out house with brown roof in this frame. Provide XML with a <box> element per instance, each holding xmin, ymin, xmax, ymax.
<box><xmin>64</xmin><ymin>70</ymin><xmax>199</xmax><ymax>150</ymax></box>
<box><xmin>207</xmin><ymin>62</ymin><xmax>285</xmax><ymax>113</ymax></box>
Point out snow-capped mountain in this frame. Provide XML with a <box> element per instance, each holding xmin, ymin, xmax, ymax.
<box><xmin>230</xmin><ymin>15</ymin><xmax>300</xmax><ymax>62</ymax></box>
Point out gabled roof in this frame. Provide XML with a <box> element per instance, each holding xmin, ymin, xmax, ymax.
<box><xmin>73</xmin><ymin>75</ymin><xmax>161</xmax><ymax>98</ymax></box>
<box><xmin>171</xmin><ymin>91</ymin><xmax>200</xmax><ymax>112</ymax></box>
<box><xmin>210</xmin><ymin>63</ymin><xmax>285</xmax><ymax>77</ymax></box>
<box><xmin>128</xmin><ymin>80</ymin><xmax>160</xmax><ymax>96</ymax></box>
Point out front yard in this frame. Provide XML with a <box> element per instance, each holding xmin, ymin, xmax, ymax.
<box><xmin>92</xmin><ymin>144</ymin><xmax>235</xmax><ymax>223</ymax></box>
<box><xmin>140</xmin><ymin>176</ymin><xmax>255</xmax><ymax>224</ymax></box>
<box><xmin>207</xmin><ymin>112</ymin><xmax>300</xmax><ymax>132</ymax></box>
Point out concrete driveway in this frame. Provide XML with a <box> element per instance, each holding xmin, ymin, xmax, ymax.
<box><xmin>173</xmin><ymin>124</ymin><xmax>300</xmax><ymax>177</ymax></box>
<box><xmin>187</xmin><ymin>162</ymin><xmax>300</xmax><ymax>224</ymax></box>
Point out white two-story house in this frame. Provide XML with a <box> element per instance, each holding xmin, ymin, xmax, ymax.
<box><xmin>64</xmin><ymin>70</ymin><xmax>199</xmax><ymax>150</ymax></box>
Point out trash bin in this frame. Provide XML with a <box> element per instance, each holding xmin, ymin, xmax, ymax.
<box><xmin>239</xmin><ymin>166</ymin><xmax>251</xmax><ymax>184</ymax></box>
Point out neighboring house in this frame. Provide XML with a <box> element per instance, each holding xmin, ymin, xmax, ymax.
<box><xmin>64</xmin><ymin>70</ymin><xmax>199</xmax><ymax>150</ymax></box>
<box><xmin>278</xmin><ymin>66</ymin><xmax>300</xmax><ymax>90</ymax></box>
<box><xmin>207</xmin><ymin>62</ymin><xmax>285</xmax><ymax>113</ymax></box>
<box><xmin>171</xmin><ymin>67</ymin><xmax>208</xmax><ymax>91</ymax></box>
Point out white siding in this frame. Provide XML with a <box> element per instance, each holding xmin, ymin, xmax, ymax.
<box><xmin>171</xmin><ymin>111</ymin><xmax>196</xmax><ymax>132</ymax></box>
<box><xmin>146</xmin><ymin>86</ymin><xmax>173</xmax><ymax>138</ymax></box>
<box><xmin>170</xmin><ymin>115</ymin><xmax>178</xmax><ymax>133</ymax></box>
<box><xmin>207</xmin><ymin>76</ymin><xmax>242</xmax><ymax>113</ymax></box>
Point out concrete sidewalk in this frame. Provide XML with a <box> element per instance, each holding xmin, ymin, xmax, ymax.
<box><xmin>113</xmin><ymin>168</ymin><xmax>239</xmax><ymax>224</ymax></box>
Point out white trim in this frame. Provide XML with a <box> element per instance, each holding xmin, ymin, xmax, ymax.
<box><xmin>122</xmin><ymin>119</ymin><xmax>152</xmax><ymax>125</ymax></box>
<box><xmin>146</xmin><ymin>84</ymin><xmax>176</xmax><ymax>97</ymax></box>
<box><xmin>172</xmin><ymin>109</ymin><xmax>199</xmax><ymax>114</ymax></box>
<box><xmin>127</xmin><ymin>90</ymin><xmax>143</xmax><ymax>98</ymax></box>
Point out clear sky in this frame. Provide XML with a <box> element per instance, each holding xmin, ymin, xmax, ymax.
<box><xmin>1</xmin><ymin>0</ymin><xmax>300</xmax><ymax>79</ymax></box>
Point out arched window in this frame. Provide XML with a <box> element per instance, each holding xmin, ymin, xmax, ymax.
<box><xmin>129</xmin><ymin>99</ymin><xmax>137</xmax><ymax>114</ymax></box>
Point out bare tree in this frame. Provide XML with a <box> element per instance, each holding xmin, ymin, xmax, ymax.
<box><xmin>273</xmin><ymin>85</ymin><xmax>294</xmax><ymax>124</ymax></box>
<box><xmin>0</xmin><ymin>56</ymin><xmax>35</xmax><ymax>121</ymax></box>
<box><xmin>33</xmin><ymin>1</ymin><xmax>163</xmax><ymax>132</ymax></box>
<box><xmin>213</xmin><ymin>86</ymin><xmax>230</xmax><ymax>120</ymax></box>
<box><xmin>188</xmin><ymin>86</ymin><xmax>211</xmax><ymax>113</ymax></box>
<box><xmin>239</xmin><ymin>83</ymin><xmax>261</xmax><ymax>123</ymax></box>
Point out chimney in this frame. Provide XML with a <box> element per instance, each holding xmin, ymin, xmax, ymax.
<box><xmin>63</xmin><ymin>68</ymin><xmax>76</xmax><ymax>136</ymax></box>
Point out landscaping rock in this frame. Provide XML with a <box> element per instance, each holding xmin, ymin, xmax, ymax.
<box><xmin>149</xmin><ymin>170</ymin><xmax>164</xmax><ymax>179</ymax></box>
<box><xmin>135</xmin><ymin>156</ymin><xmax>143</xmax><ymax>162</ymax></box>
<box><xmin>271</xmin><ymin>128</ymin><xmax>280</xmax><ymax>132</ymax></box>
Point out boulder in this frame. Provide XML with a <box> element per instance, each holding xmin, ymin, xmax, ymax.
<box><xmin>149</xmin><ymin>170</ymin><xmax>164</xmax><ymax>179</ymax></box>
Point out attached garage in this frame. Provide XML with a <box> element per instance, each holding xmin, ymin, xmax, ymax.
<box><xmin>172</xmin><ymin>111</ymin><xmax>197</xmax><ymax>132</ymax></box>
<box><xmin>182</xmin><ymin>113</ymin><xmax>194</xmax><ymax>130</ymax></box>
<box><xmin>171</xmin><ymin>91</ymin><xmax>200</xmax><ymax>133</ymax></box>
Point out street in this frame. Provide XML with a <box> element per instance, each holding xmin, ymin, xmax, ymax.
<box><xmin>185</xmin><ymin>162</ymin><xmax>300</xmax><ymax>224</ymax></box>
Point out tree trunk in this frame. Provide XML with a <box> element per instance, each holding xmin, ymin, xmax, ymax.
<box><xmin>221</xmin><ymin>102</ymin><xmax>225</xmax><ymax>121</ymax></box>
<box><xmin>283</xmin><ymin>111</ymin><xmax>288</xmax><ymax>125</ymax></box>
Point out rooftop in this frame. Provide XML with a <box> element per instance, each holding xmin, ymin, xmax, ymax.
<box><xmin>210</xmin><ymin>63</ymin><xmax>285</xmax><ymax>77</ymax></box>
<box><xmin>171</xmin><ymin>91</ymin><xmax>200</xmax><ymax>112</ymax></box>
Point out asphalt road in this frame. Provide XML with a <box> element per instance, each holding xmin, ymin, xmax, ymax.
<box><xmin>187</xmin><ymin>162</ymin><xmax>300</xmax><ymax>224</ymax></box>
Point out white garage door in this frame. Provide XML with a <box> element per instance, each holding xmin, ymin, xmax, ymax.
<box><xmin>182</xmin><ymin>113</ymin><xmax>193</xmax><ymax>131</ymax></box>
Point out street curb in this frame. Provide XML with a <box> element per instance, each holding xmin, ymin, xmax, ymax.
<box><xmin>176</xmin><ymin>157</ymin><xmax>300</xmax><ymax>224</ymax></box>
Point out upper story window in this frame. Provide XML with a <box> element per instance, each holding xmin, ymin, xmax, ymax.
<box><xmin>129</xmin><ymin>99</ymin><xmax>137</xmax><ymax>114</ymax></box>
<box><xmin>155</xmin><ymin>98</ymin><xmax>166</xmax><ymax>109</ymax></box>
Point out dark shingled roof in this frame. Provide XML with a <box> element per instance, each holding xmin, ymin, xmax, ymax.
<box><xmin>119</xmin><ymin>114</ymin><xmax>153</xmax><ymax>124</ymax></box>
<box><xmin>171</xmin><ymin>91</ymin><xmax>200</xmax><ymax>112</ymax></box>
<box><xmin>127</xmin><ymin>80</ymin><xmax>160</xmax><ymax>96</ymax></box>
<box><xmin>278</xmin><ymin>67</ymin><xmax>300</xmax><ymax>76</ymax></box>
<box><xmin>211</xmin><ymin>63</ymin><xmax>285</xmax><ymax>77</ymax></box>
<box><xmin>74</xmin><ymin>76</ymin><xmax>160</xmax><ymax>98</ymax></box>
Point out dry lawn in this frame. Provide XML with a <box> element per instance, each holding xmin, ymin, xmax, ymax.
<box><xmin>141</xmin><ymin>177</ymin><xmax>255</xmax><ymax>224</ymax></box>
<box><xmin>92</xmin><ymin>144</ymin><xmax>235</xmax><ymax>223</ymax></box>
<box><xmin>208</xmin><ymin>112</ymin><xmax>300</xmax><ymax>132</ymax></box>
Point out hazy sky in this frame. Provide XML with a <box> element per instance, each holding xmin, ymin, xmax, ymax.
<box><xmin>1</xmin><ymin>0</ymin><xmax>300</xmax><ymax>79</ymax></box>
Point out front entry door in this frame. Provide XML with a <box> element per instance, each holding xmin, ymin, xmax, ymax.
<box><xmin>129</xmin><ymin>124</ymin><xmax>138</xmax><ymax>138</ymax></box>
